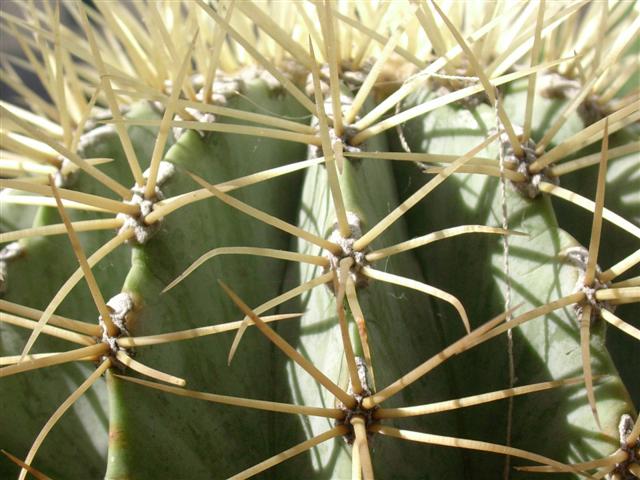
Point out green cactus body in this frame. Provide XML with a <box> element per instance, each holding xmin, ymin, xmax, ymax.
<box><xmin>1</xmin><ymin>2</ymin><xmax>638</xmax><ymax>479</ymax></box>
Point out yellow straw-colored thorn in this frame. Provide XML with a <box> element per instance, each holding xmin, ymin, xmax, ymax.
<box><xmin>344</xmin><ymin>21</ymin><xmax>407</xmax><ymax>126</ymax></box>
<box><xmin>0</xmin><ymin>217</ymin><xmax>123</xmax><ymax>244</ymax></box>
<box><xmin>174</xmin><ymin>99</ymin><xmax>315</xmax><ymax>135</ymax></box>
<box><xmin>308</xmin><ymin>39</ymin><xmax>351</xmax><ymax>238</ymax></box>
<box><xmin>371</xmin><ymin>425</ymin><xmax>581</xmax><ymax>475</ymax></box>
<box><xmin>344</xmin><ymin>151</ymin><xmax>496</xmax><ymax>166</ymax></box>
<box><xmin>420</xmin><ymin>165</ymin><xmax>526</xmax><ymax>182</ymax></box>
<box><xmin>595</xmin><ymin>287</ymin><xmax>640</xmax><ymax>304</ymax></box>
<box><xmin>610</xmin><ymin>276</ymin><xmax>640</xmax><ymax>288</ymax></box>
<box><xmin>375</xmin><ymin>376</ymin><xmax>589</xmax><ymax>419</ymax></box>
<box><xmin>600</xmin><ymin>309</ymin><xmax>640</xmax><ymax>341</ymax></box>
<box><xmin>51</xmin><ymin>3</ymin><xmax>72</xmax><ymax>149</ymax></box>
<box><xmin>345</xmin><ymin>277</ymin><xmax>375</xmax><ymax>389</ymax></box>
<box><xmin>579</xmin><ymin>304</ymin><xmax>602</xmax><ymax>430</ymax></box>
<box><xmin>228</xmin><ymin>272</ymin><xmax>334</xmax><ymax>364</ymax></box>
<box><xmin>0</xmin><ymin>343</ymin><xmax>108</xmax><ymax>378</ymax></box>
<box><xmin>352</xmin><ymin>416</ymin><xmax>375</xmax><ymax>480</ymax></box>
<box><xmin>218</xmin><ymin>280</ymin><xmax>356</xmax><ymax>409</ymax></box>
<box><xmin>362</xmin><ymin>308</ymin><xmax>511</xmax><ymax>410</ymax></box>
<box><xmin>0</xmin><ymin>300</ymin><xmax>101</xmax><ymax>336</ymax></box>
<box><xmin>316</xmin><ymin>1</ymin><xmax>344</xmax><ymax>137</ymax></box>
<box><xmin>144</xmin><ymin>31</ymin><xmax>198</xmax><ymax>199</ymax></box>
<box><xmin>195</xmin><ymin>0</ymin><xmax>316</xmax><ymax>114</ymax></box>
<box><xmin>147</xmin><ymin>157</ymin><xmax>325</xmax><ymax>224</ymax></box>
<box><xmin>235</xmin><ymin>1</ymin><xmax>313</xmax><ymax>70</ymax></box>
<box><xmin>354</xmin><ymin>133</ymin><xmax>497</xmax><ymax>251</ymax></box>
<box><xmin>336</xmin><ymin>258</ymin><xmax>364</xmax><ymax>395</ymax></box>
<box><xmin>116</xmin><ymin>374</ymin><xmax>343</xmax><ymax>419</ymax></box>
<box><xmin>49</xmin><ymin>181</ymin><xmax>117</xmax><ymax>337</ymax></box>
<box><xmin>549</xmin><ymin>142</ymin><xmax>639</xmax><ymax>177</ymax></box>
<box><xmin>429</xmin><ymin>0</ymin><xmax>522</xmax><ymax>157</ymax></box>
<box><xmin>19</xmin><ymin>229</ymin><xmax>134</xmax><ymax>359</ymax></box>
<box><xmin>114</xmin><ymin>351</ymin><xmax>186</xmax><ymax>387</ymax></box>
<box><xmin>1</xmin><ymin>130</ymin><xmax>62</xmax><ymax>164</ymax></box>
<box><xmin>0</xmin><ymin>101</ymin><xmax>63</xmax><ymax>138</ymax></box>
<box><xmin>228</xmin><ymin>425</ymin><xmax>348</xmax><ymax>480</ymax></box>
<box><xmin>16</xmin><ymin>358</ymin><xmax>110</xmax><ymax>480</ymax></box>
<box><xmin>77</xmin><ymin>4</ymin><xmax>144</xmax><ymax>188</ymax></box>
<box><xmin>117</xmin><ymin>313</ymin><xmax>302</xmax><ymax>348</ymax></box>
<box><xmin>354</xmin><ymin>59</ymin><xmax>557</xmax><ymax>144</ymax></box>
<box><xmin>1</xmin><ymin>450</ymin><xmax>52</xmax><ymax>480</ymax></box>
<box><xmin>530</xmin><ymin>102</ymin><xmax>639</xmax><ymax>174</ymax></box>
<box><xmin>600</xmin><ymin>250</ymin><xmax>640</xmax><ymax>284</ymax></box>
<box><xmin>1</xmin><ymin>352</ymin><xmax>95</xmax><ymax>367</ymax></box>
<box><xmin>101</xmin><ymin>118</ymin><xmax>322</xmax><ymax>146</ymax></box>
<box><xmin>0</xmin><ymin>194</ymin><xmax>111</xmax><ymax>213</ymax></box>
<box><xmin>1</xmin><ymin>313</ymin><xmax>94</xmax><ymax>346</ymax></box>
<box><xmin>0</xmin><ymin>107</ymin><xmax>132</xmax><ymax>199</ymax></box>
<box><xmin>584</xmin><ymin>119</ymin><xmax>609</xmax><ymax>286</ymax></box>
<box><xmin>362</xmin><ymin>266</ymin><xmax>470</xmax><ymax>334</ymax></box>
<box><xmin>472</xmin><ymin>292</ymin><xmax>586</xmax><ymax>349</ymax></box>
<box><xmin>200</xmin><ymin>1</ymin><xmax>232</xmax><ymax>105</ymax></box>
<box><xmin>187</xmin><ymin>172</ymin><xmax>339</xmax><ymax>253</ymax></box>
<box><xmin>538</xmin><ymin>183</ymin><xmax>640</xmax><ymax>240</ymax></box>
<box><xmin>0</xmin><ymin>179</ymin><xmax>139</xmax><ymax>215</ymax></box>
<box><xmin>522</xmin><ymin>0</ymin><xmax>546</xmax><ymax>143</ymax></box>
<box><xmin>332</xmin><ymin>8</ymin><xmax>425</xmax><ymax>69</ymax></box>
<box><xmin>516</xmin><ymin>448</ymin><xmax>626</xmax><ymax>473</ymax></box>
<box><xmin>163</xmin><ymin>247</ymin><xmax>328</xmax><ymax>293</ymax></box>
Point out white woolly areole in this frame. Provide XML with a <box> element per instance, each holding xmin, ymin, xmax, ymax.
<box><xmin>99</xmin><ymin>292</ymin><xmax>134</xmax><ymax>362</ymax></box>
<box><xmin>324</xmin><ymin>211</ymin><xmax>369</xmax><ymax>289</ymax></box>
<box><xmin>564</xmin><ymin>246</ymin><xmax>614</xmax><ymax>322</ymax></box>
<box><xmin>0</xmin><ymin>242</ymin><xmax>23</xmax><ymax>293</ymax></box>
<box><xmin>117</xmin><ymin>161</ymin><xmax>175</xmax><ymax>244</ymax></box>
<box><xmin>500</xmin><ymin>125</ymin><xmax>558</xmax><ymax>199</ymax></box>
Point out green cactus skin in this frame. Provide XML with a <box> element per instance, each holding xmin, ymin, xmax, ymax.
<box><xmin>1</xmin><ymin>2</ymin><xmax>638</xmax><ymax>479</ymax></box>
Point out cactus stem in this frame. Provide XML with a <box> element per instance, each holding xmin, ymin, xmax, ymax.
<box><xmin>116</xmin><ymin>374</ymin><xmax>343</xmax><ymax>419</ymax></box>
<box><xmin>164</xmin><ymin>247</ymin><xmax>328</xmax><ymax>294</ymax></box>
<box><xmin>148</xmin><ymin>156</ymin><xmax>326</xmax><ymax>223</ymax></box>
<box><xmin>363</xmin><ymin>266</ymin><xmax>469</xmax><ymax>333</ymax></box>
<box><xmin>49</xmin><ymin>181</ymin><xmax>117</xmax><ymax>337</ymax></box>
<box><xmin>228</xmin><ymin>272</ymin><xmax>334</xmax><ymax>364</ymax></box>
<box><xmin>188</xmin><ymin>171</ymin><xmax>340</xmax><ymax>253</ymax></box>
<box><xmin>355</xmin><ymin>134</ymin><xmax>496</xmax><ymax>251</ymax></box>
<box><xmin>219</xmin><ymin>280</ymin><xmax>356</xmax><ymax>409</ymax></box>
<box><xmin>116</xmin><ymin>313</ymin><xmax>302</xmax><ymax>348</ymax></box>
<box><xmin>19</xmin><ymin>229</ymin><xmax>134</xmax><ymax>359</ymax></box>
<box><xmin>228</xmin><ymin>425</ymin><xmax>348</xmax><ymax>480</ymax></box>
<box><xmin>376</xmin><ymin>376</ymin><xmax>592</xmax><ymax>419</ymax></box>
<box><xmin>16</xmin><ymin>358</ymin><xmax>111</xmax><ymax>480</ymax></box>
<box><xmin>366</xmin><ymin>225</ymin><xmax>518</xmax><ymax>262</ymax></box>
<box><xmin>370</xmin><ymin>425</ymin><xmax>578</xmax><ymax>474</ymax></box>
<box><xmin>362</xmin><ymin>309</ymin><xmax>509</xmax><ymax>410</ymax></box>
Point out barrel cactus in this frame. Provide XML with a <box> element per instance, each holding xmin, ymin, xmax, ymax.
<box><xmin>1</xmin><ymin>1</ymin><xmax>638</xmax><ymax>478</ymax></box>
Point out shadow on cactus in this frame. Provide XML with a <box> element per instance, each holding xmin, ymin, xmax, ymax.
<box><xmin>1</xmin><ymin>1</ymin><xmax>638</xmax><ymax>479</ymax></box>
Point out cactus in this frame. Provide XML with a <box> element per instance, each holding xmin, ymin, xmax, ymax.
<box><xmin>1</xmin><ymin>1</ymin><xmax>639</xmax><ymax>479</ymax></box>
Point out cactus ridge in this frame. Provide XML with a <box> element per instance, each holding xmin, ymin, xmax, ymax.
<box><xmin>0</xmin><ymin>1</ymin><xmax>639</xmax><ymax>479</ymax></box>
